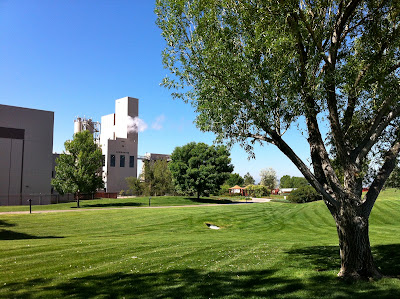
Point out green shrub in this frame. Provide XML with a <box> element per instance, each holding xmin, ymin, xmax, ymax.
<box><xmin>219</xmin><ymin>184</ymin><xmax>231</xmax><ymax>195</ymax></box>
<box><xmin>245</xmin><ymin>185</ymin><xmax>270</xmax><ymax>197</ymax></box>
<box><xmin>287</xmin><ymin>186</ymin><xmax>321</xmax><ymax>203</ymax></box>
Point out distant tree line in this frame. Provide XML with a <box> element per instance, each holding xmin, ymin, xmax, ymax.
<box><xmin>125</xmin><ymin>142</ymin><xmax>234</xmax><ymax>199</ymax></box>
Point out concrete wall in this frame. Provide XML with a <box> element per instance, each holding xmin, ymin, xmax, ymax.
<box><xmin>0</xmin><ymin>105</ymin><xmax>54</xmax><ymax>205</ymax></box>
<box><xmin>105</xmin><ymin>138</ymin><xmax>138</xmax><ymax>192</ymax></box>
<box><xmin>100</xmin><ymin>113</ymin><xmax>115</xmax><ymax>144</ymax></box>
<box><xmin>115</xmin><ymin>97</ymin><xmax>139</xmax><ymax>140</ymax></box>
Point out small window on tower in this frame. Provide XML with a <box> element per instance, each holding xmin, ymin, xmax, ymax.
<box><xmin>120</xmin><ymin>155</ymin><xmax>125</xmax><ymax>167</ymax></box>
<box><xmin>110</xmin><ymin>154</ymin><xmax>115</xmax><ymax>167</ymax></box>
<box><xmin>129</xmin><ymin>156</ymin><xmax>134</xmax><ymax>168</ymax></box>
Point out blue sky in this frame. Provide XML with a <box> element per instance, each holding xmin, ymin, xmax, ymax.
<box><xmin>0</xmin><ymin>0</ymin><xmax>309</xmax><ymax>182</ymax></box>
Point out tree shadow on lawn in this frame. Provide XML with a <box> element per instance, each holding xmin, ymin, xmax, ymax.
<box><xmin>287</xmin><ymin>244</ymin><xmax>400</xmax><ymax>277</ymax></box>
<box><xmin>0</xmin><ymin>229</ymin><xmax>64</xmax><ymax>240</ymax></box>
<box><xmin>186</xmin><ymin>197</ymin><xmax>235</xmax><ymax>204</ymax></box>
<box><xmin>7</xmin><ymin>267</ymin><xmax>400</xmax><ymax>298</ymax></box>
<box><xmin>0</xmin><ymin>219</ymin><xmax>16</xmax><ymax>227</ymax></box>
<box><xmin>79</xmin><ymin>202</ymin><xmax>142</xmax><ymax>208</ymax></box>
<box><xmin>0</xmin><ymin>220</ymin><xmax>63</xmax><ymax>240</ymax></box>
<box><xmin>40</xmin><ymin>269</ymin><xmax>305</xmax><ymax>298</ymax></box>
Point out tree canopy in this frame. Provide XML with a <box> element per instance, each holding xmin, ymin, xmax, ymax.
<box><xmin>259</xmin><ymin>168</ymin><xmax>277</xmax><ymax>190</ymax></box>
<box><xmin>125</xmin><ymin>177</ymin><xmax>143</xmax><ymax>196</ymax></box>
<box><xmin>280</xmin><ymin>175</ymin><xmax>309</xmax><ymax>188</ymax></box>
<box><xmin>52</xmin><ymin>131</ymin><xmax>103</xmax><ymax>196</ymax></box>
<box><xmin>140</xmin><ymin>160</ymin><xmax>174</xmax><ymax>196</ymax></box>
<box><xmin>225</xmin><ymin>173</ymin><xmax>245</xmax><ymax>187</ymax></box>
<box><xmin>169</xmin><ymin>142</ymin><xmax>234</xmax><ymax>198</ymax></box>
<box><xmin>156</xmin><ymin>0</ymin><xmax>400</xmax><ymax>279</ymax></box>
<box><xmin>243</xmin><ymin>172</ymin><xmax>255</xmax><ymax>186</ymax></box>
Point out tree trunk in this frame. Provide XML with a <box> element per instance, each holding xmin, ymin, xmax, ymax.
<box><xmin>334</xmin><ymin>209</ymin><xmax>382</xmax><ymax>279</ymax></box>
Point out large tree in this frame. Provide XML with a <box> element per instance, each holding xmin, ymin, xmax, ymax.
<box><xmin>169</xmin><ymin>142</ymin><xmax>234</xmax><ymax>199</ymax></box>
<box><xmin>141</xmin><ymin>160</ymin><xmax>174</xmax><ymax>196</ymax></box>
<box><xmin>226</xmin><ymin>173</ymin><xmax>245</xmax><ymax>186</ymax></box>
<box><xmin>156</xmin><ymin>0</ymin><xmax>400</xmax><ymax>279</ymax></box>
<box><xmin>52</xmin><ymin>130</ymin><xmax>103</xmax><ymax>197</ymax></box>
<box><xmin>259</xmin><ymin>167</ymin><xmax>278</xmax><ymax>190</ymax></box>
<box><xmin>280</xmin><ymin>175</ymin><xmax>309</xmax><ymax>188</ymax></box>
<box><xmin>243</xmin><ymin>172</ymin><xmax>255</xmax><ymax>186</ymax></box>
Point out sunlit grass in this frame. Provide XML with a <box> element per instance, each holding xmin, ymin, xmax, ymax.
<box><xmin>0</xmin><ymin>189</ymin><xmax>399</xmax><ymax>298</ymax></box>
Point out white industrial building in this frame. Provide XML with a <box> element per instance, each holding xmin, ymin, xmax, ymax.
<box><xmin>62</xmin><ymin>96</ymin><xmax>139</xmax><ymax>194</ymax></box>
<box><xmin>0</xmin><ymin>104</ymin><xmax>54</xmax><ymax>205</ymax></box>
<box><xmin>99</xmin><ymin>97</ymin><xmax>139</xmax><ymax>193</ymax></box>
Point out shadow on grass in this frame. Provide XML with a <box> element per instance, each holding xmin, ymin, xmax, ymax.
<box><xmin>43</xmin><ymin>269</ymin><xmax>304</xmax><ymax>298</ymax></box>
<box><xmin>287</xmin><ymin>244</ymin><xmax>400</xmax><ymax>277</ymax></box>
<box><xmin>80</xmin><ymin>202</ymin><xmax>142</xmax><ymax>208</ymax></box>
<box><xmin>0</xmin><ymin>229</ymin><xmax>64</xmax><ymax>240</ymax></box>
<box><xmin>0</xmin><ymin>219</ymin><xmax>63</xmax><ymax>240</ymax></box>
<box><xmin>186</xmin><ymin>197</ymin><xmax>235</xmax><ymax>204</ymax></box>
<box><xmin>0</xmin><ymin>219</ymin><xmax>16</xmax><ymax>227</ymax></box>
<box><xmin>373</xmin><ymin>244</ymin><xmax>400</xmax><ymax>277</ymax></box>
<box><xmin>5</xmin><ymin>267</ymin><xmax>400</xmax><ymax>298</ymax></box>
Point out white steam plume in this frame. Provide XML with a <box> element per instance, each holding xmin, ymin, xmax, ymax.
<box><xmin>127</xmin><ymin>116</ymin><xmax>148</xmax><ymax>133</ymax></box>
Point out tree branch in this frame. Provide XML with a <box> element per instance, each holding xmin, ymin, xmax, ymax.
<box><xmin>298</xmin><ymin>8</ymin><xmax>330</xmax><ymax>66</ymax></box>
<box><xmin>362</xmin><ymin>132</ymin><xmax>400</xmax><ymax>216</ymax></box>
<box><xmin>239</xmin><ymin>132</ymin><xmax>275</xmax><ymax>145</ymax></box>
<box><xmin>287</xmin><ymin>8</ymin><xmax>344</xmax><ymax>196</ymax></box>
<box><xmin>329</xmin><ymin>0</ymin><xmax>362</xmax><ymax>64</ymax></box>
<box><xmin>343</xmin><ymin>40</ymin><xmax>393</xmax><ymax>133</ymax></box>
<box><xmin>267</xmin><ymin>129</ymin><xmax>339</xmax><ymax>209</ymax></box>
<box><xmin>353</xmin><ymin>95</ymin><xmax>400</xmax><ymax>164</ymax></box>
<box><xmin>323</xmin><ymin>1</ymin><xmax>363</xmax><ymax>167</ymax></box>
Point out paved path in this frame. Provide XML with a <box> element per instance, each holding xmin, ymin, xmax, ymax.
<box><xmin>0</xmin><ymin>198</ymin><xmax>272</xmax><ymax>215</ymax></box>
<box><xmin>250</xmin><ymin>197</ymin><xmax>272</xmax><ymax>203</ymax></box>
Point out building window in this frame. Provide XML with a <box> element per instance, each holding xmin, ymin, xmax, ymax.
<box><xmin>102</xmin><ymin>155</ymin><xmax>105</xmax><ymax>167</ymax></box>
<box><xmin>110</xmin><ymin>154</ymin><xmax>115</xmax><ymax>167</ymax></box>
<box><xmin>120</xmin><ymin>155</ymin><xmax>125</xmax><ymax>167</ymax></box>
<box><xmin>129</xmin><ymin>156</ymin><xmax>134</xmax><ymax>168</ymax></box>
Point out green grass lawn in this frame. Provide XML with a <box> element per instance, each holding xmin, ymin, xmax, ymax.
<box><xmin>0</xmin><ymin>189</ymin><xmax>399</xmax><ymax>298</ymax></box>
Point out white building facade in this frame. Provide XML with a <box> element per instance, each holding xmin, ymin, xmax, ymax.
<box><xmin>0</xmin><ymin>104</ymin><xmax>54</xmax><ymax>205</ymax></box>
<box><xmin>100</xmin><ymin>97</ymin><xmax>139</xmax><ymax>193</ymax></box>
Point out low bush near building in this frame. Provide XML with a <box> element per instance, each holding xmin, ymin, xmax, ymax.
<box><xmin>245</xmin><ymin>185</ymin><xmax>270</xmax><ymax>197</ymax></box>
<box><xmin>287</xmin><ymin>185</ymin><xmax>321</xmax><ymax>203</ymax></box>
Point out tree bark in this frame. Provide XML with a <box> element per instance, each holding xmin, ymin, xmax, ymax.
<box><xmin>333</xmin><ymin>205</ymin><xmax>382</xmax><ymax>279</ymax></box>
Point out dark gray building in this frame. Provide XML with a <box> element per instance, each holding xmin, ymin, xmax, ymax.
<box><xmin>0</xmin><ymin>104</ymin><xmax>54</xmax><ymax>205</ymax></box>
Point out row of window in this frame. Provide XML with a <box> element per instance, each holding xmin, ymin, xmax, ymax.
<box><xmin>110</xmin><ymin>155</ymin><xmax>134</xmax><ymax>168</ymax></box>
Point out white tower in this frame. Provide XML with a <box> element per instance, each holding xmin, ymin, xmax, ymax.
<box><xmin>100</xmin><ymin>97</ymin><xmax>139</xmax><ymax>193</ymax></box>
